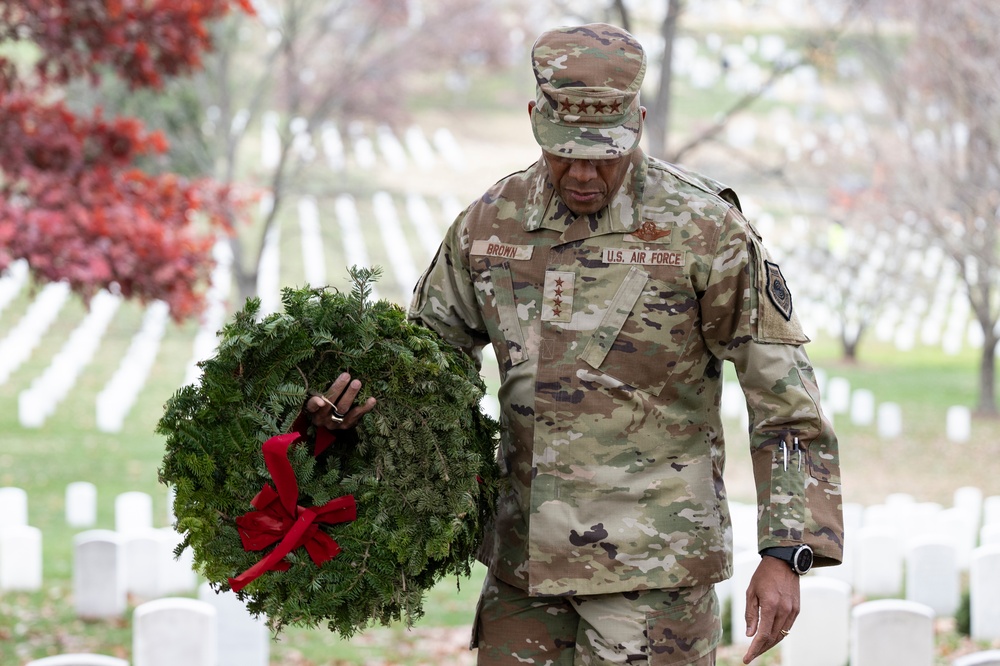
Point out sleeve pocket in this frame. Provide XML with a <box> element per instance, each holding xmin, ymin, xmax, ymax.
<box><xmin>747</xmin><ymin>231</ymin><xmax>810</xmax><ymax>345</ymax></box>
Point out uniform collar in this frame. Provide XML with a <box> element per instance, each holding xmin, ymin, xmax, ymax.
<box><xmin>523</xmin><ymin>150</ymin><xmax>647</xmax><ymax>243</ymax></box>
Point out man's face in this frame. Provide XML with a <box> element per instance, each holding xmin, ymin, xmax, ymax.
<box><xmin>543</xmin><ymin>152</ymin><xmax>632</xmax><ymax>216</ymax></box>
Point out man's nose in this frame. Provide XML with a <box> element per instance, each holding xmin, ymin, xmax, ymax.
<box><xmin>566</xmin><ymin>159</ymin><xmax>599</xmax><ymax>179</ymax></box>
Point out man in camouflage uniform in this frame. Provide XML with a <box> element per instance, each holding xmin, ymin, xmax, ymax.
<box><xmin>407</xmin><ymin>23</ymin><xmax>843</xmax><ymax>666</ymax></box>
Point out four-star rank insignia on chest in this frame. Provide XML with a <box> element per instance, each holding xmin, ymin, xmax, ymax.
<box><xmin>542</xmin><ymin>270</ymin><xmax>575</xmax><ymax>323</ymax></box>
<box><xmin>764</xmin><ymin>260</ymin><xmax>794</xmax><ymax>321</ymax></box>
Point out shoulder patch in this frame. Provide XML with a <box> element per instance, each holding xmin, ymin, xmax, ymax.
<box><xmin>764</xmin><ymin>261</ymin><xmax>793</xmax><ymax>322</ymax></box>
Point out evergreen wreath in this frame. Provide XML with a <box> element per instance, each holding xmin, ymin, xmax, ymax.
<box><xmin>158</xmin><ymin>267</ymin><xmax>500</xmax><ymax>636</ymax></box>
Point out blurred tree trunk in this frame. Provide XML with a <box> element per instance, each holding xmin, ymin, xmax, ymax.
<box><xmin>645</xmin><ymin>0</ymin><xmax>683</xmax><ymax>160</ymax></box>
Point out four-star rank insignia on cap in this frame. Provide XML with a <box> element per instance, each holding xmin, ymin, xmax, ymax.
<box><xmin>764</xmin><ymin>260</ymin><xmax>793</xmax><ymax>321</ymax></box>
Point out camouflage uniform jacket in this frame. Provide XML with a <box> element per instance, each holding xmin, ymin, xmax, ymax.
<box><xmin>408</xmin><ymin>150</ymin><xmax>844</xmax><ymax>597</ymax></box>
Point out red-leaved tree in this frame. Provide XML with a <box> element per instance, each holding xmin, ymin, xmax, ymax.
<box><xmin>0</xmin><ymin>0</ymin><xmax>255</xmax><ymax>321</ymax></box>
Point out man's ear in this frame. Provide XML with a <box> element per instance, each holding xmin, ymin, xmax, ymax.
<box><xmin>528</xmin><ymin>100</ymin><xmax>536</xmax><ymax>117</ymax></box>
<box><xmin>640</xmin><ymin>105</ymin><xmax>647</xmax><ymax>120</ymax></box>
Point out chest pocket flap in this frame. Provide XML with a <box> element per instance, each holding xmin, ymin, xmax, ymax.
<box><xmin>578</xmin><ymin>265</ymin><xmax>700</xmax><ymax>396</ymax></box>
<box><xmin>578</xmin><ymin>266</ymin><xmax>650</xmax><ymax>381</ymax></box>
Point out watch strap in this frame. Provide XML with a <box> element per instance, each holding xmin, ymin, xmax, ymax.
<box><xmin>761</xmin><ymin>545</ymin><xmax>812</xmax><ymax>574</ymax></box>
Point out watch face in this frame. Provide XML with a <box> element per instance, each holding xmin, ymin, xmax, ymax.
<box><xmin>794</xmin><ymin>546</ymin><xmax>814</xmax><ymax>574</ymax></box>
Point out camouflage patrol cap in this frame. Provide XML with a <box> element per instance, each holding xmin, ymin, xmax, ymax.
<box><xmin>530</xmin><ymin>23</ymin><xmax>646</xmax><ymax>159</ymax></box>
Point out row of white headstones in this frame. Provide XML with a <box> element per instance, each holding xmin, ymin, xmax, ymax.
<box><xmin>2</xmin><ymin>482</ymin><xmax>1000</xmax><ymax>666</ymax></box>
<box><xmin>2</xmin><ymin>486</ymin><xmax>267</xmax><ymax>666</ymax></box>
<box><xmin>18</xmin><ymin>590</ymin><xmax>266</xmax><ymax>666</ymax></box>
<box><xmin>0</xmin><ymin>109</ymin><xmax>983</xmax><ymax>428</ymax></box>
<box><xmin>0</xmin><ymin>201</ymin><xmax>979</xmax><ymax>439</ymax></box>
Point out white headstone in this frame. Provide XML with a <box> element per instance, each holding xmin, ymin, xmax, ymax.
<box><xmin>946</xmin><ymin>406</ymin><xmax>972</xmax><ymax>443</ymax></box>
<box><xmin>115</xmin><ymin>492</ymin><xmax>153</xmax><ymax>535</ymax></box>
<box><xmin>930</xmin><ymin>508</ymin><xmax>978</xmax><ymax>569</ymax></box>
<box><xmin>970</xmin><ymin>545</ymin><xmax>1000</xmax><ymax>642</ymax></box>
<box><xmin>942</xmin><ymin>327</ymin><xmax>964</xmax><ymax>355</ymax></box>
<box><xmin>0</xmin><ymin>524</ymin><xmax>42</xmax><ymax>591</ymax></box>
<box><xmin>124</xmin><ymin>530</ymin><xmax>173</xmax><ymax>600</ymax></box>
<box><xmin>885</xmin><ymin>492</ymin><xmax>916</xmax><ymax>508</ymax></box>
<box><xmin>260</xmin><ymin>111</ymin><xmax>281</xmax><ymax>169</ymax></box>
<box><xmin>159</xmin><ymin>528</ymin><xmax>197</xmax><ymax>595</ymax></box>
<box><xmin>289</xmin><ymin>116</ymin><xmax>314</xmax><ymax>162</ymax></box>
<box><xmin>825</xmin><ymin>377</ymin><xmax>851</xmax><ymax>414</ymax></box>
<box><xmin>480</xmin><ymin>394</ymin><xmax>500</xmax><ymax>420</ymax></box>
<box><xmin>255</xmin><ymin>222</ymin><xmax>281</xmax><ymax>318</ymax></box>
<box><xmin>714</xmin><ymin>576</ymin><xmax>732</xmax><ymax>613</ymax></box>
<box><xmin>721</xmin><ymin>380</ymin><xmax>746</xmax><ymax>421</ymax></box>
<box><xmin>375</xmin><ymin>125</ymin><xmax>408</xmax><ymax>171</ymax></box>
<box><xmin>984</xmin><ymin>496</ymin><xmax>1000</xmax><ymax>526</ymax></box>
<box><xmin>850</xmin><ymin>389</ymin><xmax>876</xmax><ymax>426</ymax></box>
<box><xmin>730</xmin><ymin>501</ymin><xmax>758</xmax><ymax>556</ymax></box>
<box><xmin>198</xmin><ymin>582</ymin><xmax>270</xmax><ymax>666</ymax></box>
<box><xmin>165</xmin><ymin>485</ymin><xmax>176</xmax><ymax>528</ymax></box>
<box><xmin>877</xmin><ymin>402</ymin><xmax>903</xmax><ymax>439</ymax></box>
<box><xmin>954</xmin><ymin>486</ymin><xmax>984</xmax><ymax>526</ymax></box>
<box><xmin>953</xmin><ymin>650</ymin><xmax>1000</xmax><ymax>666</ymax></box>
<box><xmin>439</xmin><ymin>194</ymin><xmax>463</xmax><ymax>225</ymax></box>
<box><xmin>981</xmin><ymin>523</ymin><xmax>1000</xmax><ymax>547</ymax></box>
<box><xmin>74</xmin><ymin>530</ymin><xmax>127</xmax><ymax>619</ymax></box>
<box><xmin>863</xmin><ymin>503</ymin><xmax>895</xmax><ymax>531</ymax></box>
<box><xmin>432</xmin><ymin>127</ymin><xmax>465</xmax><ymax>170</ymax></box>
<box><xmin>816</xmin><ymin>501</ymin><xmax>862</xmax><ymax>587</ymax></box>
<box><xmin>0</xmin><ymin>280</ymin><xmax>70</xmax><ymax>386</ymax></box>
<box><xmin>0</xmin><ymin>486</ymin><xmax>28</xmax><ymax>527</ymax></box>
<box><xmin>850</xmin><ymin>599</ymin><xmax>935</xmax><ymax>666</ymax></box>
<box><xmin>0</xmin><ymin>258</ymin><xmax>28</xmax><ymax>319</ymax></box>
<box><xmin>904</xmin><ymin>538</ymin><xmax>960</xmax><ymax>616</ymax></box>
<box><xmin>297</xmin><ymin>196</ymin><xmax>326</xmax><ymax>287</ymax></box>
<box><xmin>403</xmin><ymin>125</ymin><xmax>436</xmax><ymax>169</ymax></box>
<box><xmin>844</xmin><ymin>502</ymin><xmax>865</xmax><ymax>535</ymax></box>
<box><xmin>725</xmin><ymin>115</ymin><xmax>757</xmax><ymax>149</ymax></box>
<box><xmin>371</xmin><ymin>191</ymin><xmax>419</xmax><ymax>297</ymax></box>
<box><xmin>855</xmin><ymin>526</ymin><xmax>904</xmax><ymax>598</ymax></box>
<box><xmin>320</xmin><ymin>122</ymin><xmax>345</xmax><ymax>171</ymax></box>
<box><xmin>405</xmin><ymin>193</ymin><xmax>445</xmax><ymax>257</ymax></box>
<box><xmin>333</xmin><ymin>195</ymin><xmax>379</xmax><ymax>301</ymax></box>
<box><xmin>25</xmin><ymin>655</ymin><xmax>130</xmax><ymax>666</ymax></box>
<box><xmin>348</xmin><ymin>122</ymin><xmax>376</xmax><ymax>170</ymax></box>
<box><xmin>66</xmin><ymin>481</ymin><xmax>98</xmax><ymax>528</ymax></box>
<box><xmin>133</xmin><ymin>598</ymin><xmax>217</xmax><ymax>666</ymax></box>
<box><xmin>781</xmin><ymin>577</ymin><xmax>850</xmax><ymax>666</ymax></box>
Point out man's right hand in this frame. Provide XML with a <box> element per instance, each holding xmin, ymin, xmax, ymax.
<box><xmin>305</xmin><ymin>372</ymin><xmax>377</xmax><ymax>430</ymax></box>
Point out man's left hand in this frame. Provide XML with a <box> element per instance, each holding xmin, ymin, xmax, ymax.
<box><xmin>305</xmin><ymin>372</ymin><xmax>377</xmax><ymax>431</ymax></box>
<box><xmin>742</xmin><ymin>555</ymin><xmax>800</xmax><ymax>664</ymax></box>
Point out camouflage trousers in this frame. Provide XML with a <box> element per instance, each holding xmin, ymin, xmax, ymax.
<box><xmin>472</xmin><ymin>570</ymin><xmax>722</xmax><ymax>665</ymax></box>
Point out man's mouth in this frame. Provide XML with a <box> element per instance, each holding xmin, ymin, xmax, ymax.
<box><xmin>568</xmin><ymin>190</ymin><xmax>601</xmax><ymax>202</ymax></box>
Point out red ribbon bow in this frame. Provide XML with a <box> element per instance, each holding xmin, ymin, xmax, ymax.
<box><xmin>228</xmin><ymin>430</ymin><xmax>356</xmax><ymax>592</ymax></box>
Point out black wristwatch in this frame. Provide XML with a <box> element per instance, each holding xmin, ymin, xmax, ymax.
<box><xmin>761</xmin><ymin>544</ymin><xmax>814</xmax><ymax>575</ymax></box>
